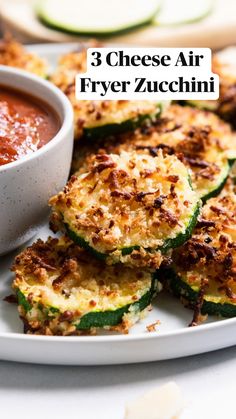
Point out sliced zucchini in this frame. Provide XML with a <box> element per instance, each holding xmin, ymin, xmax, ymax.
<box><xmin>49</xmin><ymin>150</ymin><xmax>200</xmax><ymax>268</ymax></box>
<box><xmin>154</xmin><ymin>0</ymin><xmax>214</xmax><ymax>26</ymax></box>
<box><xmin>168</xmin><ymin>190</ymin><xmax>236</xmax><ymax>318</ymax></box>
<box><xmin>74</xmin><ymin>98</ymin><xmax>164</xmax><ymax>141</ymax></box>
<box><xmin>92</xmin><ymin>104</ymin><xmax>232</xmax><ymax>202</ymax></box>
<box><xmin>12</xmin><ymin>236</ymin><xmax>161</xmax><ymax>335</ymax></box>
<box><xmin>50</xmin><ymin>46</ymin><xmax>167</xmax><ymax>140</ymax></box>
<box><xmin>166</xmin><ymin>270</ymin><xmax>236</xmax><ymax>318</ymax></box>
<box><xmin>83</xmin><ymin>107</ymin><xmax>163</xmax><ymax>140</ymax></box>
<box><xmin>37</xmin><ymin>0</ymin><xmax>162</xmax><ymax>36</ymax></box>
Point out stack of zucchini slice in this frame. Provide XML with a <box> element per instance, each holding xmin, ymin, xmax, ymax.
<box><xmin>13</xmin><ymin>148</ymin><xmax>200</xmax><ymax>335</ymax></box>
<box><xmin>168</xmin><ymin>185</ymin><xmax>236</xmax><ymax>320</ymax></box>
<box><xmin>77</xmin><ymin>104</ymin><xmax>234</xmax><ymax>203</ymax></box>
<box><xmin>11</xmin><ymin>46</ymin><xmax>236</xmax><ymax>334</ymax></box>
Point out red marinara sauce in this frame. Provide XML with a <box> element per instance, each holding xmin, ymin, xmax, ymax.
<box><xmin>0</xmin><ymin>86</ymin><xmax>60</xmax><ymax>166</ymax></box>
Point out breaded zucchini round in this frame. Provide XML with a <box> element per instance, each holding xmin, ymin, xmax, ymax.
<box><xmin>87</xmin><ymin>104</ymin><xmax>233</xmax><ymax>202</ymax></box>
<box><xmin>0</xmin><ymin>35</ymin><xmax>48</xmax><ymax>77</ymax></box>
<box><xmin>50</xmin><ymin>46</ymin><xmax>165</xmax><ymax>140</ymax></box>
<box><xmin>169</xmin><ymin>189</ymin><xmax>236</xmax><ymax>319</ymax></box>
<box><xmin>50</xmin><ymin>150</ymin><xmax>200</xmax><ymax>268</ymax></box>
<box><xmin>12</xmin><ymin>236</ymin><xmax>160</xmax><ymax>335</ymax></box>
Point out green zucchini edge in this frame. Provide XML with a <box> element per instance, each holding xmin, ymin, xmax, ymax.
<box><xmin>154</xmin><ymin>0</ymin><xmax>214</xmax><ymax>27</ymax></box>
<box><xmin>160</xmin><ymin>203</ymin><xmax>200</xmax><ymax>253</ymax></box>
<box><xmin>15</xmin><ymin>274</ymin><xmax>159</xmax><ymax>330</ymax></box>
<box><xmin>37</xmin><ymin>3</ymin><xmax>161</xmax><ymax>37</ymax></box>
<box><xmin>83</xmin><ymin>106</ymin><xmax>162</xmax><ymax>140</ymax></box>
<box><xmin>64</xmin><ymin>203</ymin><xmax>200</xmax><ymax>260</ymax></box>
<box><xmin>164</xmin><ymin>268</ymin><xmax>236</xmax><ymax>317</ymax></box>
<box><xmin>77</xmin><ymin>274</ymin><xmax>159</xmax><ymax>329</ymax></box>
<box><xmin>201</xmin><ymin>161</ymin><xmax>230</xmax><ymax>203</ymax></box>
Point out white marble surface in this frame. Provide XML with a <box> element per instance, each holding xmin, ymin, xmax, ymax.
<box><xmin>0</xmin><ymin>346</ymin><xmax>235</xmax><ymax>418</ymax></box>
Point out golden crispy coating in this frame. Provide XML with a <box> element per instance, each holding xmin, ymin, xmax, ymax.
<box><xmin>50</xmin><ymin>150</ymin><xmax>199</xmax><ymax>268</ymax></box>
<box><xmin>0</xmin><ymin>35</ymin><xmax>47</xmax><ymax>77</ymax></box>
<box><xmin>73</xmin><ymin>105</ymin><xmax>234</xmax><ymax>199</ymax></box>
<box><xmin>50</xmin><ymin>44</ymin><xmax>161</xmax><ymax>140</ymax></box>
<box><xmin>211</xmin><ymin>55</ymin><xmax>236</xmax><ymax>126</ymax></box>
<box><xmin>12</xmin><ymin>236</ymin><xmax>155</xmax><ymax>335</ymax></box>
<box><xmin>173</xmin><ymin>190</ymin><xmax>236</xmax><ymax>306</ymax></box>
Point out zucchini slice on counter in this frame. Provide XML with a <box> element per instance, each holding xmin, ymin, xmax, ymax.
<box><xmin>98</xmin><ymin>104</ymin><xmax>233</xmax><ymax>202</ymax></box>
<box><xmin>37</xmin><ymin>0</ymin><xmax>161</xmax><ymax>36</ymax></box>
<box><xmin>168</xmin><ymin>190</ymin><xmax>236</xmax><ymax>318</ymax></box>
<box><xmin>12</xmin><ymin>236</ymin><xmax>161</xmax><ymax>335</ymax></box>
<box><xmin>50</xmin><ymin>46</ymin><xmax>167</xmax><ymax>140</ymax></box>
<box><xmin>154</xmin><ymin>0</ymin><xmax>214</xmax><ymax>26</ymax></box>
<box><xmin>49</xmin><ymin>150</ymin><xmax>200</xmax><ymax>268</ymax></box>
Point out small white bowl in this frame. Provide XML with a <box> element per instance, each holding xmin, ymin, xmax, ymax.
<box><xmin>0</xmin><ymin>66</ymin><xmax>74</xmax><ymax>255</ymax></box>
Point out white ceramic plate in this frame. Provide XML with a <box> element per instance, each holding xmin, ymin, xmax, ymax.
<box><xmin>0</xmin><ymin>43</ymin><xmax>235</xmax><ymax>365</ymax></box>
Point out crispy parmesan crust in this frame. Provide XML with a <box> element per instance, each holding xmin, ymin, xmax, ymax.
<box><xmin>212</xmin><ymin>56</ymin><xmax>236</xmax><ymax>127</ymax></box>
<box><xmin>73</xmin><ymin>105</ymin><xmax>233</xmax><ymax>200</ymax></box>
<box><xmin>50</xmin><ymin>44</ymin><xmax>161</xmax><ymax>140</ymax></box>
<box><xmin>12</xmin><ymin>236</ymin><xmax>157</xmax><ymax>335</ymax></box>
<box><xmin>171</xmin><ymin>188</ymin><xmax>236</xmax><ymax>321</ymax></box>
<box><xmin>50</xmin><ymin>150</ymin><xmax>199</xmax><ymax>268</ymax></box>
<box><xmin>0</xmin><ymin>35</ymin><xmax>48</xmax><ymax>77</ymax></box>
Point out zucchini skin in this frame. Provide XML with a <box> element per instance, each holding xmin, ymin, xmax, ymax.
<box><xmin>160</xmin><ymin>204</ymin><xmax>200</xmax><ymax>253</ymax></box>
<box><xmin>200</xmin><ymin>159</ymin><xmax>235</xmax><ymax>203</ymax></box>
<box><xmin>37</xmin><ymin>7</ymin><xmax>161</xmax><ymax>38</ymax></box>
<box><xmin>15</xmin><ymin>275</ymin><xmax>159</xmax><ymax>330</ymax></box>
<box><xmin>16</xmin><ymin>290</ymin><xmax>31</xmax><ymax>313</ymax></box>
<box><xmin>76</xmin><ymin>275</ymin><xmax>158</xmax><ymax>329</ymax></box>
<box><xmin>83</xmin><ymin>110</ymin><xmax>162</xmax><ymax>140</ymax></box>
<box><xmin>166</xmin><ymin>269</ymin><xmax>236</xmax><ymax>318</ymax></box>
<box><xmin>201</xmin><ymin>163</ymin><xmax>230</xmax><ymax>203</ymax></box>
<box><xmin>66</xmin><ymin>223</ymin><xmax>141</xmax><ymax>259</ymax></box>
<box><xmin>65</xmin><ymin>204</ymin><xmax>200</xmax><ymax>261</ymax></box>
<box><xmin>65</xmin><ymin>223</ymin><xmax>106</xmax><ymax>261</ymax></box>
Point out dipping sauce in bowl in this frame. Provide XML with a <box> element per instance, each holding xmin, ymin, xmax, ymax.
<box><xmin>0</xmin><ymin>65</ymin><xmax>73</xmax><ymax>256</ymax></box>
<box><xmin>0</xmin><ymin>86</ymin><xmax>60</xmax><ymax>166</ymax></box>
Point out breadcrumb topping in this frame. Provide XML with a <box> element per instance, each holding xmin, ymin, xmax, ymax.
<box><xmin>173</xmin><ymin>189</ymin><xmax>236</xmax><ymax>307</ymax></box>
<box><xmin>0</xmin><ymin>34</ymin><xmax>47</xmax><ymax>77</ymax></box>
<box><xmin>12</xmin><ymin>236</ymin><xmax>156</xmax><ymax>335</ymax></box>
<box><xmin>50</xmin><ymin>44</ymin><xmax>161</xmax><ymax>139</ymax></box>
<box><xmin>74</xmin><ymin>105</ymin><xmax>234</xmax><ymax>199</ymax></box>
<box><xmin>212</xmin><ymin>55</ymin><xmax>236</xmax><ymax>127</ymax></box>
<box><xmin>50</xmin><ymin>150</ymin><xmax>199</xmax><ymax>268</ymax></box>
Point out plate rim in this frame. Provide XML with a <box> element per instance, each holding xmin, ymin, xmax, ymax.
<box><xmin>0</xmin><ymin>315</ymin><xmax>235</xmax><ymax>343</ymax></box>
